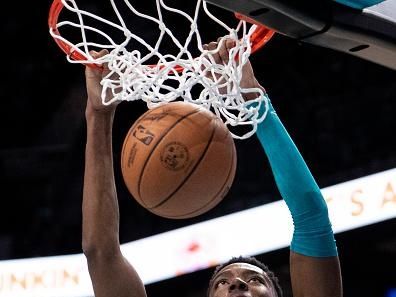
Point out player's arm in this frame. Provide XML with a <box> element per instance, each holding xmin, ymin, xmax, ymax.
<box><xmin>256</xmin><ymin>103</ymin><xmax>342</xmax><ymax>297</ymax></box>
<box><xmin>206</xmin><ymin>38</ymin><xmax>342</xmax><ymax>297</ymax></box>
<box><xmin>82</xmin><ymin>50</ymin><xmax>147</xmax><ymax>297</ymax></box>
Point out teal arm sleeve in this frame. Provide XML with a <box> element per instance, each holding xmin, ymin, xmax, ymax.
<box><xmin>255</xmin><ymin>96</ymin><xmax>337</xmax><ymax>257</ymax></box>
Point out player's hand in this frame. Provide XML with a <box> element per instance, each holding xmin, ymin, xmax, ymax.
<box><xmin>203</xmin><ymin>37</ymin><xmax>265</xmax><ymax>101</ymax></box>
<box><xmin>85</xmin><ymin>49</ymin><xmax>119</xmax><ymax>114</ymax></box>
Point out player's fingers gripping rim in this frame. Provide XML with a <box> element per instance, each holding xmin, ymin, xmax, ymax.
<box><xmin>90</xmin><ymin>50</ymin><xmax>111</xmax><ymax>76</ymax></box>
<box><xmin>87</xmin><ymin>49</ymin><xmax>122</xmax><ymax>107</ymax></box>
<box><xmin>202</xmin><ymin>42</ymin><xmax>221</xmax><ymax>81</ymax></box>
<box><xmin>225</xmin><ymin>38</ymin><xmax>237</xmax><ymax>62</ymax></box>
<box><xmin>85</xmin><ymin>50</ymin><xmax>108</xmax><ymax>80</ymax></box>
<box><xmin>212</xmin><ymin>37</ymin><xmax>225</xmax><ymax>64</ymax></box>
<box><xmin>216</xmin><ymin>37</ymin><xmax>236</xmax><ymax>65</ymax></box>
<box><xmin>207</xmin><ymin>41</ymin><xmax>222</xmax><ymax>64</ymax></box>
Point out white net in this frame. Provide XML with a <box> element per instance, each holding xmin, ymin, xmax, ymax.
<box><xmin>49</xmin><ymin>0</ymin><xmax>270</xmax><ymax>139</ymax></box>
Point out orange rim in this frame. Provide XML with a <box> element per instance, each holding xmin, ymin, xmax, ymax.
<box><xmin>49</xmin><ymin>0</ymin><xmax>92</xmax><ymax>63</ymax></box>
<box><xmin>234</xmin><ymin>12</ymin><xmax>276</xmax><ymax>54</ymax></box>
<box><xmin>48</xmin><ymin>1</ymin><xmax>276</xmax><ymax>70</ymax></box>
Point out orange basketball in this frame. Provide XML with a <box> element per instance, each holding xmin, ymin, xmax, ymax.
<box><xmin>121</xmin><ymin>101</ymin><xmax>237</xmax><ymax>219</ymax></box>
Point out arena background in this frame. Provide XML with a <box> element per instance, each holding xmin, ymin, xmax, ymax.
<box><xmin>0</xmin><ymin>0</ymin><xmax>395</xmax><ymax>296</ymax></box>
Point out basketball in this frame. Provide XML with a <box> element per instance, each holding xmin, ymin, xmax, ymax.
<box><xmin>121</xmin><ymin>101</ymin><xmax>237</xmax><ymax>219</ymax></box>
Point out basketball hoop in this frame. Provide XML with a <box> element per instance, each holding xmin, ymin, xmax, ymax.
<box><xmin>48</xmin><ymin>0</ymin><xmax>276</xmax><ymax>139</ymax></box>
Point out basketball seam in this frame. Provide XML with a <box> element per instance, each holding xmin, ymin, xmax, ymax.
<box><xmin>147</xmin><ymin>118</ymin><xmax>217</xmax><ymax>210</ymax></box>
<box><xmin>137</xmin><ymin>108</ymin><xmax>201</xmax><ymax>206</ymax></box>
<box><xmin>157</xmin><ymin>136</ymin><xmax>236</xmax><ymax>218</ymax></box>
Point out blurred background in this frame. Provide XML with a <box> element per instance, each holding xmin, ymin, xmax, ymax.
<box><xmin>0</xmin><ymin>0</ymin><xmax>395</xmax><ymax>296</ymax></box>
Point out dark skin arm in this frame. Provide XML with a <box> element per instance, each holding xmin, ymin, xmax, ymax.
<box><xmin>290</xmin><ymin>252</ymin><xmax>342</xmax><ymax>297</ymax></box>
<box><xmin>206</xmin><ymin>39</ymin><xmax>343</xmax><ymax>297</ymax></box>
<box><xmin>82</xmin><ymin>50</ymin><xmax>147</xmax><ymax>297</ymax></box>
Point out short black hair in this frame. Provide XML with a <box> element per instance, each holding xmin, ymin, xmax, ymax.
<box><xmin>207</xmin><ymin>255</ymin><xmax>283</xmax><ymax>297</ymax></box>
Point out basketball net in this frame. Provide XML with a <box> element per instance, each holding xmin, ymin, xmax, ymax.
<box><xmin>49</xmin><ymin>0</ymin><xmax>275</xmax><ymax>139</ymax></box>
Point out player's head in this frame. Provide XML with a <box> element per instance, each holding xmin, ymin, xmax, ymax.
<box><xmin>207</xmin><ymin>256</ymin><xmax>283</xmax><ymax>297</ymax></box>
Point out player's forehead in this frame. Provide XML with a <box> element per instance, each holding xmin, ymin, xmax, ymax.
<box><xmin>216</xmin><ymin>262</ymin><xmax>265</xmax><ymax>277</ymax></box>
